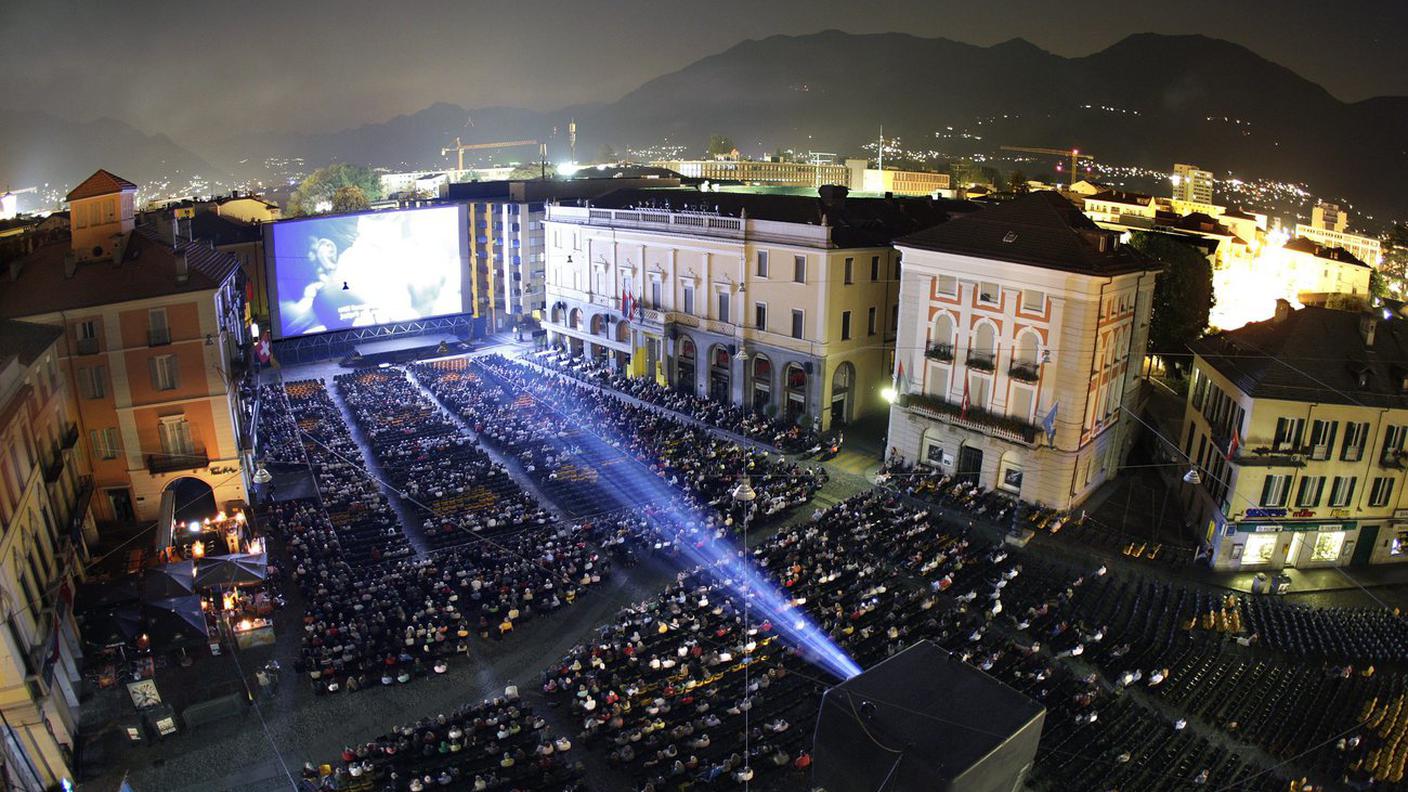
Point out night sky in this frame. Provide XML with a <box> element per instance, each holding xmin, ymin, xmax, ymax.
<box><xmin>2</xmin><ymin>0</ymin><xmax>1404</xmax><ymax>140</ymax></box>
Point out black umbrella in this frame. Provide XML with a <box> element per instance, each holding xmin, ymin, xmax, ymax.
<box><xmin>83</xmin><ymin>602</ymin><xmax>143</xmax><ymax>646</ymax></box>
<box><xmin>142</xmin><ymin>595</ymin><xmax>209</xmax><ymax>642</ymax></box>
<box><xmin>141</xmin><ymin>562</ymin><xmax>196</xmax><ymax>600</ymax></box>
<box><xmin>194</xmin><ymin>553</ymin><xmax>268</xmax><ymax>590</ymax></box>
<box><xmin>77</xmin><ymin>579</ymin><xmax>139</xmax><ymax>611</ymax></box>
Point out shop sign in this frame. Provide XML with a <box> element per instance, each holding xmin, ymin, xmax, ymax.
<box><xmin>209</xmin><ymin>465</ymin><xmax>239</xmax><ymax>476</ymax></box>
<box><xmin>1330</xmin><ymin>508</ymin><xmax>1351</xmax><ymax>518</ymax></box>
<box><xmin>1244</xmin><ymin>508</ymin><xmax>1286</xmax><ymax>518</ymax></box>
<box><xmin>1235</xmin><ymin>520</ymin><xmax>1355</xmax><ymax>533</ymax></box>
<box><xmin>1394</xmin><ymin>509</ymin><xmax>1408</xmax><ymax>520</ymax></box>
<box><xmin>1290</xmin><ymin>509</ymin><xmax>1315</xmax><ymax>518</ymax></box>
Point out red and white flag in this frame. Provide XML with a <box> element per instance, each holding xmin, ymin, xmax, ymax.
<box><xmin>960</xmin><ymin>379</ymin><xmax>970</xmax><ymax>418</ymax></box>
<box><xmin>1224</xmin><ymin>427</ymin><xmax>1240</xmax><ymax>461</ymax></box>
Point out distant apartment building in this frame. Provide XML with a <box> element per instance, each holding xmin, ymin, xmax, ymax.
<box><xmin>0</xmin><ymin>170</ymin><xmax>250</xmax><ymax>524</ymax></box>
<box><xmin>544</xmin><ymin>186</ymin><xmax>962</xmax><ymax>430</ymax></box>
<box><xmin>1172</xmin><ymin>163</ymin><xmax>1214</xmax><ymax>205</ymax></box>
<box><xmin>1311</xmin><ymin>201</ymin><xmax>1347</xmax><ymax>233</ymax></box>
<box><xmin>1293</xmin><ymin>202</ymin><xmax>1382</xmax><ymax>268</ymax></box>
<box><xmin>887</xmin><ymin>192</ymin><xmax>1159</xmax><ymax>508</ymax></box>
<box><xmin>856</xmin><ymin>168</ymin><xmax>952</xmax><ymax>197</ymax></box>
<box><xmin>651</xmin><ymin>158</ymin><xmax>864</xmax><ymax>189</ymax></box>
<box><xmin>1184</xmin><ymin>303</ymin><xmax>1408</xmax><ymax>569</ymax></box>
<box><xmin>379</xmin><ymin>171</ymin><xmax>451</xmax><ymax>198</ymax></box>
<box><xmin>1278</xmin><ymin>237</ymin><xmax>1372</xmax><ymax>302</ymax></box>
<box><xmin>0</xmin><ymin>320</ymin><xmax>96</xmax><ymax>791</ymax></box>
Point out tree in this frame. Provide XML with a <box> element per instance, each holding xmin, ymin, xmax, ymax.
<box><xmin>1007</xmin><ymin>170</ymin><xmax>1029</xmax><ymax>193</ymax></box>
<box><xmin>1382</xmin><ymin>221</ymin><xmax>1408</xmax><ymax>289</ymax></box>
<box><xmin>331</xmin><ymin>186</ymin><xmax>370</xmax><ymax>213</ymax></box>
<box><xmin>1130</xmin><ymin>232</ymin><xmax>1215</xmax><ymax>378</ymax></box>
<box><xmin>596</xmin><ymin>144</ymin><xmax>617</xmax><ymax>163</ymax></box>
<box><xmin>1370</xmin><ymin>269</ymin><xmax>1389</xmax><ymax>300</ymax></box>
<box><xmin>706</xmin><ymin>134</ymin><xmax>736</xmax><ymax>159</ymax></box>
<box><xmin>1325</xmin><ymin>293</ymin><xmax>1371</xmax><ymax>312</ymax></box>
<box><xmin>287</xmin><ymin>163</ymin><xmax>383</xmax><ymax>216</ymax></box>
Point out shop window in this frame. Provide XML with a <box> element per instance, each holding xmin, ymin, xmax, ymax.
<box><xmin>1391</xmin><ymin>529</ymin><xmax>1408</xmax><ymax>557</ymax></box>
<box><xmin>1243</xmin><ymin>533</ymin><xmax>1278</xmax><ymax>566</ymax></box>
<box><xmin>1311</xmin><ymin>531</ymin><xmax>1345</xmax><ymax>562</ymax></box>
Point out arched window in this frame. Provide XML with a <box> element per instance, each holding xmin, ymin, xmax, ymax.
<box><xmin>708</xmin><ymin>345</ymin><xmax>731</xmax><ymax>403</ymax></box>
<box><xmin>830</xmin><ymin>362</ymin><xmax>855</xmax><ymax>426</ymax></box>
<box><xmin>679</xmin><ymin>338</ymin><xmax>696</xmax><ymax>362</ymax></box>
<box><xmin>568</xmin><ymin>308</ymin><xmax>584</xmax><ymax>331</ymax></box>
<box><xmin>927</xmin><ymin>313</ymin><xmax>955</xmax><ymax>361</ymax></box>
<box><xmin>784</xmin><ymin>363</ymin><xmax>808</xmax><ymax>423</ymax></box>
<box><xmin>751</xmin><ymin>355</ymin><xmax>773</xmax><ymax>411</ymax></box>
<box><xmin>1015</xmin><ymin>331</ymin><xmax>1039</xmax><ymax>366</ymax></box>
<box><xmin>590</xmin><ymin>314</ymin><xmax>608</xmax><ymax>336</ymax></box>
<box><xmin>969</xmin><ymin>322</ymin><xmax>997</xmax><ymax>369</ymax></box>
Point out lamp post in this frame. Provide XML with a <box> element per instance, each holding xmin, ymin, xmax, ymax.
<box><xmin>731</xmin><ymin>476</ymin><xmax>757</xmax><ymax>789</ymax></box>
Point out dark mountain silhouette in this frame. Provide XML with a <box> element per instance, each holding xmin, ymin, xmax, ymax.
<box><xmin>0</xmin><ymin>109</ymin><xmax>220</xmax><ymax>199</ymax></box>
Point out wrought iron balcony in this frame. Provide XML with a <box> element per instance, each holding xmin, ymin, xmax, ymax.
<box><xmin>147</xmin><ymin>447</ymin><xmax>208</xmax><ymax>475</ymax></box>
<box><xmin>900</xmin><ymin>392</ymin><xmax>1039</xmax><ymax>446</ymax></box>
<box><xmin>148</xmin><ymin>328</ymin><xmax>172</xmax><ymax>346</ymax></box>
<box><xmin>965</xmin><ymin>351</ymin><xmax>996</xmax><ymax>372</ymax></box>
<box><xmin>1008</xmin><ymin>361</ymin><xmax>1041</xmax><ymax>383</ymax></box>
<box><xmin>61</xmin><ymin>422</ymin><xmax>79</xmax><ymax>450</ymax></box>
<box><xmin>924</xmin><ymin>343</ymin><xmax>954</xmax><ymax>363</ymax></box>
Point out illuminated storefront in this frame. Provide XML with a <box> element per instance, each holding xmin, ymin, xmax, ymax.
<box><xmin>1208</xmin><ymin>515</ymin><xmax>1362</xmax><ymax>570</ymax></box>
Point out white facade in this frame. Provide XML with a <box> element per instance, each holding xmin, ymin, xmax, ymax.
<box><xmin>888</xmin><ymin>228</ymin><xmax>1157</xmax><ymax>508</ymax></box>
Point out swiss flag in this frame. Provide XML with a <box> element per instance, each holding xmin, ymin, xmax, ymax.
<box><xmin>1225</xmin><ymin>427</ymin><xmax>1240</xmax><ymax>462</ymax></box>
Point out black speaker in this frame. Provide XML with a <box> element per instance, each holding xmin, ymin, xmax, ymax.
<box><xmin>812</xmin><ymin>641</ymin><xmax>1044</xmax><ymax>792</ymax></box>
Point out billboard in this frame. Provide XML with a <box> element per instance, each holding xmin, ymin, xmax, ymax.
<box><xmin>266</xmin><ymin>205</ymin><xmax>466</xmax><ymax>338</ymax></box>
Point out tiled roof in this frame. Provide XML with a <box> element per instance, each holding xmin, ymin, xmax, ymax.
<box><xmin>190</xmin><ymin>212</ymin><xmax>261</xmax><ymax>246</ymax></box>
<box><xmin>0</xmin><ymin>225</ymin><xmax>239</xmax><ymax>318</ymax></box>
<box><xmin>0</xmin><ymin>319</ymin><xmax>62</xmax><ymax>366</ymax></box>
<box><xmin>1192</xmin><ymin>305</ymin><xmax>1408</xmax><ymax>408</ymax></box>
<box><xmin>896</xmin><ymin>191</ymin><xmax>1158</xmax><ymax>276</ymax></box>
<box><xmin>65</xmin><ymin>169</ymin><xmax>138</xmax><ymax>202</ymax></box>
<box><xmin>1284</xmin><ymin>237</ymin><xmax>1369</xmax><ymax>268</ymax></box>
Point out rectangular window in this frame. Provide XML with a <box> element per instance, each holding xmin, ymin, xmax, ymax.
<box><xmin>1009</xmin><ymin>386</ymin><xmax>1035</xmax><ymax>423</ymax></box>
<box><xmin>1190</xmin><ymin>371</ymin><xmax>1209</xmax><ymax>411</ymax></box>
<box><xmin>970</xmin><ymin>374</ymin><xmax>991</xmax><ymax>410</ymax></box>
<box><xmin>1370</xmin><ymin>476</ymin><xmax>1395</xmax><ymax>508</ymax></box>
<box><xmin>1259</xmin><ymin>474</ymin><xmax>1290</xmax><ymax>507</ymax></box>
<box><xmin>1341</xmin><ymin>421</ymin><xmax>1370</xmax><ymax>462</ymax></box>
<box><xmin>936</xmin><ymin>275</ymin><xmax>958</xmax><ymax>297</ymax></box>
<box><xmin>870</xmin><ymin>256</ymin><xmax>880</xmax><ymax>282</ymax></box>
<box><xmin>149</xmin><ymin>354</ymin><xmax>179</xmax><ymax>391</ymax></box>
<box><xmin>843</xmin><ymin>257</ymin><xmax>854</xmax><ymax>285</ymax></box>
<box><xmin>754</xmin><ymin>303</ymin><xmax>767</xmax><ymax>331</ymax></box>
<box><xmin>1382</xmin><ymin>425</ymin><xmax>1408</xmax><ymax>464</ymax></box>
<box><xmin>840</xmin><ymin>311</ymin><xmax>852</xmax><ymax>341</ymax></box>
<box><xmin>1273</xmin><ymin>417</ymin><xmax>1304</xmax><ymax>452</ymax></box>
<box><xmin>148</xmin><ymin>308</ymin><xmax>170</xmax><ymax>346</ymax></box>
<box><xmin>978</xmin><ymin>281</ymin><xmax>1000</xmax><ymax>305</ymax></box>
<box><xmin>1295</xmin><ymin>476</ymin><xmax>1325</xmax><ymax>508</ymax></box>
<box><xmin>158</xmin><ymin>416</ymin><xmax>194</xmax><ymax>456</ymax></box>
<box><xmin>1308</xmin><ymin>419</ymin><xmax>1338</xmax><ymax>460</ymax></box>
<box><xmin>791</xmin><ymin>309</ymin><xmax>804</xmax><ymax>340</ymax></box>
<box><xmin>1021</xmin><ymin>289</ymin><xmax>1045</xmax><ymax>313</ymax></box>
<box><xmin>717</xmin><ymin>292</ymin><xmax>730</xmax><ymax>324</ymax></box>
<box><xmin>867</xmin><ymin>306</ymin><xmax>877</xmax><ymax>336</ymax></box>
<box><xmin>682</xmin><ymin>284</ymin><xmax>695</xmax><ymax>315</ymax></box>
<box><xmin>90</xmin><ymin>428</ymin><xmax>121</xmax><ymax>460</ymax></box>
<box><xmin>756</xmin><ymin>250</ymin><xmax>769</xmax><ymax>278</ymax></box>
<box><xmin>1328</xmin><ymin>476</ymin><xmax>1357</xmax><ymax>508</ymax></box>
<box><xmin>79</xmin><ymin>365</ymin><xmax>106</xmax><ymax>400</ymax></box>
<box><xmin>651</xmin><ymin>280</ymin><xmax>662</xmax><ymax>309</ymax></box>
<box><xmin>793</xmin><ymin>256</ymin><xmax>806</xmax><ymax>283</ymax></box>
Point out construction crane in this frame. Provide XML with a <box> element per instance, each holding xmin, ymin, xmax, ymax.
<box><xmin>999</xmin><ymin>146</ymin><xmax>1094</xmax><ymax>189</ymax></box>
<box><xmin>440</xmin><ymin>138</ymin><xmax>545</xmax><ymax>177</ymax></box>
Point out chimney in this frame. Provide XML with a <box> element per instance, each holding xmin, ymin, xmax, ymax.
<box><xmin>818</xmin><ymin>184</ymin><xmax>848</xmax><ymax>208</ymax></box>
<box><xmin>1273</xmin><ymin>298</ymin><xmax>1292</xmax><ymax>323</ymax></box>
<box><xmin>175</xmin><ymin>248</ymin><xmax>189</xmax><ymax>283</ymax></box>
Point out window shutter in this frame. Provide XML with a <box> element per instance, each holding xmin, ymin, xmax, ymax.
<box><xmin>149</xmin><ymin>357</ymin><xmax>159</xmax><ymax>390</ymax></box>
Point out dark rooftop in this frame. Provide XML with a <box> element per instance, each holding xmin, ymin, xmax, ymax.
<box><xmin>0</xmin><ymin>319</ymin><xmax>63</xmax><ymax>367</ymax></box>
<box><xmin>1089</xmin><ymin>189</ymin><xmax>1154</xmax><ymax>207</ymax></box>
<box><xmin>897</xmin><ymin>191</ymin><xmax>1158</xmax><ymax>276</ymax></box>
<box><xmin>1284</xmin><ymin>236</ymin><xmax>1369</xmax><ymax>267</ymax></box>
<box><xmin>189</xmin><ymin>212</ymin><xmax>261</xmax><ymax>247</ymax></box>
<box><xmin>0</xmin><ymin>225</ymin><xmax>240</xmax><ymax>318</ymax></box>
<box><xmin>1192</xmin><ymin>304</ymin><xmax>1408</xmax><ymax>408</ymax></box>
<box><xmin>575</xmin><ymin>186</ymin><xmax>974</xmax><ymax>247</ymax></box>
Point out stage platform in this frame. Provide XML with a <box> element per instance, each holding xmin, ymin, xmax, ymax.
<box><xmin>341</xmin><ymin>333</ymin><xmax>472</xmax><ymax>368</ymax></box>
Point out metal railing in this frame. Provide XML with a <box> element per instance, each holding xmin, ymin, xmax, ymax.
<box><xmin>1008</xmin><ymin>361</ymin><xmax>1041</xmax><ymax>383</ymax></box>
<box><xmin>147</xmin><ymin>448</ymin><xmax>208</xmax><ymax>475</ymax></box>
<box><xmin>965</xmin><ymin>351</ymin><xmax>996</xmax><ymax>372</ymax></box>
<box><xmin>924</xmin><ymin>343</ymin><xmax>954</xmax><ymax>363</ymax></box>
<box><xmin>900</xmin><ymin>392</ymin><xmax>1039</xmax><ymax>446</ymax></box>
<box><xmin>148</xmin><ymin>328</ymin><xmax>171</xmax><ymax>346</ymax></box>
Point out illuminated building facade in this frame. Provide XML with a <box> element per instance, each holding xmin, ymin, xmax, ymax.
<box><xmin>651</xmin><ymin>158</ymin><xmax>861</xmax><ymax>188</ymax></box>
<box><xmin>1184</xmin><ymin>303</ymin><xmax>1408</xmax><ymax>569</ymax></box>
<box><xmin>0</xmin><ymin>170</ymin><xmax>250</xmax><ymax>524</ymax></box>
<box><xmin>887</xmin><ymin>192</ymin><xmax>1159</xmax><ymax>508</ymax></box>
<box><xmin>544</xmin><ymin>186</ymin><xmax>957</xmax><ymax>431</ymax></box>
<box><xmin>0</xmin><ymin>320</ymin><xmax>95</xmax><ymax>791</ymax></box>
<box><xmin>1172</xmin><ymin>163</ymin><xmax>1215</xmax><ymax>204</ymax></box>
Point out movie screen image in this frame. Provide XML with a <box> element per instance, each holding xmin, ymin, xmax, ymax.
<box><xmin>267</xmin><ymin>206</ymin><xmax>465</xmax><ymax>337</ymax></box>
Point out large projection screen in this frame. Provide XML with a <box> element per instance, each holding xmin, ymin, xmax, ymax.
<box><xmin>265</xmin><ymin>205</ymin><xmax>468</xmax><ymax>338</ymax></box>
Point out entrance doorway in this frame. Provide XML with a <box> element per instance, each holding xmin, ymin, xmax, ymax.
<box><xmin>106</xmin><ymin>488</ymin><xmax>135</xmax><ymax>523</ymax></box>
<box><xmin>708</xmin><ymin>346</ymin><xmax>731</xmax><ymax>403</ymax></box>
<box><xmin>167</xmin><ymin>477</ymin><xmax>216</xmax><ymax>525</ymax></box>
<box><xmin>676</xmin><ymin>337</ymin><xmax>696</xmax><ymax>394</ymax></box>
<box><xmin>830</xmin><ymin>362</ymin><xmax>854</xmax><ymax>427</ymax></box>
<box><xmin>956</xmin><ymin>446</ymin><xmax>984</xmax><ymax>486</ymax></box>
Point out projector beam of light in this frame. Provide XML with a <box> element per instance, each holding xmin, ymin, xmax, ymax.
<box><xmin>493</xmin><ymin>362</ymin><xmax>864</xmax><ymax>681</ymax></box>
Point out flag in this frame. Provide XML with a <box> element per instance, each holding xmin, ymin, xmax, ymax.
<box><xmin>621</xmin><ymin>288</ymin><xmax>631</xmax><ymax>320</ymax></box>
<box><xmin>960</xmin><ymin>379</ymin><xmax>970</xmax><ymax>418</ymax></box>
<box><xmin>896</xmin><ymin>361</ymin><xmax>910</xmax><ymax>395</ymax></box>
<box><xmin>1042</xmin><ymin>401</ymin><xmax>1059</xmax><ymax>444</ymax></box>
<box><xmin>1224</xmin><ymin>427</ymin><xmax>1240</xmax><ymax>461</ymax></box>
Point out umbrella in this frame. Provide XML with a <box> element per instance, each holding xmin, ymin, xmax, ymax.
<box><xmin>77</xmin><ymin>579</ymin><xmax>139</xmax><ymax>611</ymax></box>
<box><xmin>142</xmin><ymin>595</ymin><xmax>209</xmax><ymax>642</ymax></box>
<box><xmin>83</xmin><ymin>602</ymin><xmax>143</xmax><ymax>646</ymax></box>
<box><xmin>194</xmin><ymin>553</ymin><xmax>268</xmax><ymax>590</ymax></box>
<box><xmin>141</xmin><ymin>562</ymin><xmax>195</xmax><ymax>600</ymax></box>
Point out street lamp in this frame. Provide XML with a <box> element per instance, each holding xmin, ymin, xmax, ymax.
<box><xmin>252</xmin><ymin>464</ymin><xmax>273</xmax><ymax>485</ymax></box>
<box><xmin>1182</xmin><ymin>468</ymin><xmax>1202</xmax><ymax>485</ymax></box>
<box><xmin>880</xmin><ymin>386</ymin><xmax>898</xmax><ymax>404</ymax></box>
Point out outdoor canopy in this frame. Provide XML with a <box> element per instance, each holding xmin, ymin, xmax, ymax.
<box><xmin>194</xmin><ymin>553</ymin><xmax>268</xmax><ymax>590</ymax></box>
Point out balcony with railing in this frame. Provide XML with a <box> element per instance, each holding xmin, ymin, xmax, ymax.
<box><xmin>61</xmin><ymin>422</ymin><xmax>78</xmax><ymax>450</ymax></box>
<box><xmin>1008</xmin><ymin>361</ymin><xmax>1041</xmax><ymax>383</ymax></box>
<box><xmin>147</xmin><ymin>447</ymin><xmax>209</xmax><ymax>475</ymax></box>
<box><xmin>42</xmin><ymin>453</ymin><xmax>63</xmax><ymax>484</ymax></box>
<box><xmin>148</xmin><ymin>327</ymin><xmax>171</xmax><ymax>346</ymax></box>
<box><xmin>924</xmin><ymin>343</ymin><xmax>954</xmax><ymax>363</ymax></box>
<box><xmin>900</xmin><ymin>392</ymin><xmax>1039</xmax><ymax>446</ymax></box>
<box><xmin>965</xmin><ymin>351</ymin><xmax>996</xmax><ymax>372</ymax></box>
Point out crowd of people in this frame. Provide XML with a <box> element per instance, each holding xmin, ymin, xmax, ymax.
<box><xmin>256</xmin><ymin>382</ymin><xmax>309</xmax><ymax>465</ymax></box>
<box><xmin>527</xmin><ymin>351</ymin><xmax>817</xmax><ymax>453</ymax></box>
<box><xmin>335</xmin><ymin>369</ymin><xmax>553</xmax><ymax>551</ymax></box>
<box><xmin>263</xmin><ymin>376</ymin><xmax>608</xmax><ymax>698</ymax></box>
